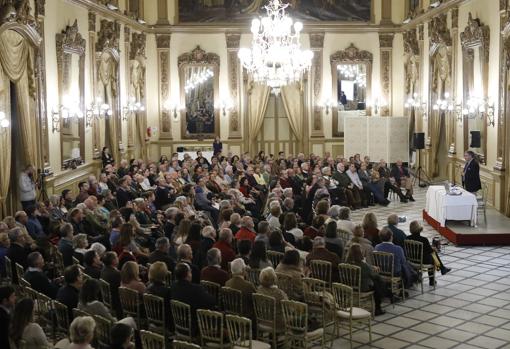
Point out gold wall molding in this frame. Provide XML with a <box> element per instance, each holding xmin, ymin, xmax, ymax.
<box><xmin>379</xmin><ymin>33</ymin><xmax>393</xmax><ymax>116</ymax></box>
<box><xmin>225</xmin><ymin>33</ymin><xmax>242</xmax><ymax>139</ymax></box>
<box><xmin>310</xmin><ymin>32</ymin><xmax>325</xmax><ymax>138</ymax></box>
<box><xmin>157</xmin><ymin>34</ymin><xmax>171</xmax><ymax>139</ymax></box>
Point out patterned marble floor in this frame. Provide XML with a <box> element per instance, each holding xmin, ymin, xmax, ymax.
<box><xmin>331</xmin><ymin>187</ymin><xmax>510</xmax><ymax>349</ymax></box>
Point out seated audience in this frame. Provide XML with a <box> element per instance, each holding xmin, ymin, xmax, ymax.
<box><xmin>362</xmin><ymin>212</ymin><xmax>381</xmax><ymax>246</ymax></box>
<box><xmin>407</xmin><ymin>221</ymin><xmax>451</xmax><ymax>286</ymax></box>
<box><xmin>345</xmin><ymin>224</ymin><xmax>374</xmax><ymax>265</ymax></box>
<box><xmin>275</xmin><ymin>249</ymin><xmax>305</xmax><ymax>300</ymax></box>
<box><xmin>79</xmin><ymin>278</ymin><xmax>117</xmax><ymax>322</ymax></box>
<box><xmin>55</xmin><ymin>316</ymin><xmax>96</xmax><ymax>349</ymax></box>
<box><xmin>385</xmin><ymin>214</ymin><xmax>407</xmax><ymax>248</ymax></box>
<box><xmin>24</xmin><ymin>252</ymin><xmax>58</xmax><ymax>298</ymax></box>
<box><xmin>177</xmin><ymin>244</ymin><xmax>200</xmax><ymax>283</ymax></box>
<box><xmin>256</xmin><ymin>267</ymin><xmax>288</xmax><ymax>331</ymax></box>
<box><xmin>213</xmin><ymin>228</ymin><xmax>236</xmax><ymax>270</ymax></box>
<box><xmin>148</xmin><ymin>237</ymin><xmax>176</xmax><ymax>272</ymax></box>
<box><xmin>83</xmin><ymin>250</ymin><xmax>103</xmax><ymax>279</ymax></box>
<box><xmin>306</xmin><ymin>236</ymin><xmax>341</xmax><ymax>282</ymax></box>
<box><xmin>0</xmin><ymin>286</ymin><xmax>16</xmax><ymax>349</ymax></box>
<box><xmin>110</xmin><ymin>323</ymin><xmax>134</xmax><ymax>349</ymax></box>
<box><xmin>201</xmin><ymin>248</ymin><xmax>229</xmax><ymax>286</ymax></box>
<box><xmin>346</xmin><ymin>244</ymin><xmax>386</xmax><ymax>316</ymax></box>
<box><xmin>324</xmin><ymin>220</ymin><xmax>344</xmax><ymax>259</ymax></box>
<box><xmin>57</xmin><ymin>265</ymin><xmax>83</xmax><ymax>320</ymax></box>
<box><xmin>225</xmin><ymin>258</ymin><xmax>256</xmax><ymax>319</ymax></box>
<box><xmin>9</xmin><ymin>298</ymin><xmax>50</xmax><ymax>349</ymax></box>
<box><xmin>120</xmin><ymin>261</ymin><xmax>146</xmax><ymax>294</ymax></box>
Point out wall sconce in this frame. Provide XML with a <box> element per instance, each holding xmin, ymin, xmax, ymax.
<box><xmin>164</xmin><ymin>99</ymin><xmax>183</xmax><ymax>120</ymax></box>
<box><xmin>122</xmin><ymin>97</ymin><xmax>145</xmax><ymax>121</ymax></box>
<box><xmin>318</xmin><ymin>98</ymin><xmax>335</xmax><ymax>114</ymax></box>
<box><xmin>86</xmin><ymin>98</ymin><xmax>112</xmax><ymax>127</ymax></box>
<box><xmin>51</xmin><ymin>95</ymin><xmax>84</xmax><ymax>133</ymax></box>
<box><xmin>217</xmin><ymin>98</ymin><xmax>233</xmax><ymax>116</ymax></box>
<box><xmin>404</xmin><ymin>93</ymin><xmax>428</xmax><ymax>119</ymax></box>
<box><xmin>0</xmin><ymin>111</ymin><xmax>9</xmax><ymax>134</ymax></box>
<box><xmin>460</xmin><ymin>96</ymin><xmax>495</xmax><ymax>127</ymax></box>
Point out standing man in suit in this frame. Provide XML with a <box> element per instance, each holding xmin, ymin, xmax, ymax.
<box><xmin>462</xmin><ymin>151</ymin><xmax>482</xmax><ymax>193</ymax></box>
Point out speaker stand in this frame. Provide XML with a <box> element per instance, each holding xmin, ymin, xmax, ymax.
<box><xmin>416</xmin><ymin>150</ymin><xmax>431</xmax><ymax>188</ymax></box>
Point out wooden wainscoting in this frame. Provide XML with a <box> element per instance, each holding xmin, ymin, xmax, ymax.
<box><xmin>45</xmin><ymin>161</ymin><xmax>102</xmax><ymax>197</ymax></box>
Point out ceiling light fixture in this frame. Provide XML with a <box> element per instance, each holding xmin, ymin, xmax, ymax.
<box><xmin>238</xmin><ymin>0</ymin><xmax>313</xmax><ymax>94</ymax></box>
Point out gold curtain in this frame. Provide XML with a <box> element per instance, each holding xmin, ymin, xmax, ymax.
<box><xmin>135</xmin><ymin>111</ymin><xmax>147</xmax><ymax>160</ymax></box>
<box><xmin>430</xmin><ymin>110</ymin><xmax>442</xmax><ymax>177</ymax></box>
<box><xmin>280</xmin><ymin>83</ymin><xmax>304</xmax><ymax>151</ymax></box>
<box><xmin>248</xmin><ymin>82</ymin><xmax>270</xmax><ymax>152</ymax></box>
<box><xmin>0</xmin><ymin>30</ymin><xmax>36</xmax><ymax>217</ymax></box>
<box><xmin>0</xmin><ymin>67</ymin><xmax>11</xmax><ymax>217</ymax></box>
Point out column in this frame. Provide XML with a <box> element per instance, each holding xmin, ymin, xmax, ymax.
<box><xmin>157</xmin><ymin>35</ymin><xmax>172</xmax><ymax>139</ymax></box>
<box><xmin>226</xmin><ymin>33</ymin><xmax>242</xmax><ymax>139</ymax></box>
<box><xmin>379</xmin><ymin>33</ymin><xmax>394</xmax><ymax>116</ymax></box>
<box><xmin>88</xmin><ymin>12</ymin><xmax>101</xmax><ymax>159</ymax></box>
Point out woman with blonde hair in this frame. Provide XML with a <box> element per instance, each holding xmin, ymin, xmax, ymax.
<box><xmin>362</xmin><ymin>212</ymin><xmax>380</xmax><ymax>246</ymax></box>
<box><xmin>120</xmin><ymin>261</ymin><xmax>146</xmax><ymax>294</ymax></box>
<box><xmin>173</xmin><ymin>218</ymin><xmax>191</xmax><ymax>246</ymax></box>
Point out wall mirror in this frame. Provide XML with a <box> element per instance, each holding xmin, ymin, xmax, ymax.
<box><xmin>178</xmin><ymin>46</ymin><xmax>220</xmax><ymax>139</ymax></box>
<box><xmin>330</xmin><ymin>43</ymin><xmax>372</xmax><ymax>137</ymax></box>
<box><xmin>56</xmin><ymin>20</ymin><xmax>86</xmax><ymax>169</ymax></box>
<box><xmin>460</xmin><ymin>13</ymin><xmax>489</xmax><ymax>164</ymax></box>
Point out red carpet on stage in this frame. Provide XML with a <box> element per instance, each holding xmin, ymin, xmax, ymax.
<box><xmin>423</xmin><ymin>209</ymin><xmax>510</xmax><ymax>246</ymax></box>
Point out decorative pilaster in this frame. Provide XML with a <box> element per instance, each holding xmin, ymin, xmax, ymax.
<box><xmin>449</xmin><ymin>7</ymin><xmax>459</xmax><ymax>156</ymax></box>
<box><xmin>35</xmin><ymin>0</ymin><xmax>50</xmax><ymax>169</ymax></box>
<box><xmin>157</xmin><ymin>35</ymin><xmax>172</xmax><ymax>139</ymax></box>
<box><xmin>379</xmin><ymin>33</ymin><xmax>394</xmax><ymax>116</ymax></box>
<box><xmin>310</xmin><ymin>32</ymin><xmax>325</xmax><ymax>137</ymax></box>
<box><xmin>226</xmin><ymin>33</ymin><xmax>242</xmax><ymax>139</ymax></box>
<box><xmin>496</xmin><ymin>2</ymin><xmax>508</xmax><ymax>171</ymax></box>
<box><xmin>88</xmin><ymin>12</ymin><xmax>100</xmax><ymax>159</ymax></box>
<box><xmin>124</xmin><ymin>26</ymin><xmax>134</xmax><ymax>148</ymax></box>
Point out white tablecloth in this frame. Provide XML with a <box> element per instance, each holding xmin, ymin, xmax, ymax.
<box><xmin>425</xmin><ymin>185</ymin><xmax>478</xmax><ymax>227</ymax></box>
<box><xmin>177</xmin><ymin>151</ymin><xmax>214</xmax><ymax>163</ymax></box>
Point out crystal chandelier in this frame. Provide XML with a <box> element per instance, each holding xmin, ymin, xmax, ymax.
<box><xmin>338</xmin><ymin>64</ymin><xmax>366</xmax><ymax>87</ymax></box>
<box><xmin>185</xmin><ymin>67</ymin><xmax>214</xmax><ymax>94</ymax></box>
<box><xmin>238</xmin><ymin>0</ymin><xmax>313</xmax><ymax>94</ymax></box>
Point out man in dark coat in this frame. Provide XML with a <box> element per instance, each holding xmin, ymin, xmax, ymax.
<box><xmin>462</xmin><ymin>151</ymin><xmax>482</xmax><ymax>193</ymax></box>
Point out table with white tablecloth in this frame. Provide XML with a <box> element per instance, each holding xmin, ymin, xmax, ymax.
<box><xmin>425</xmin><ymin>185</ymin><xmax>478</xmax><ymax>227</ymax></box>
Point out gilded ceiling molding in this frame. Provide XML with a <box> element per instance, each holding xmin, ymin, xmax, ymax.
<box><xmin>157</xmin><ymin>34</ymin><xmax>171</xmax><ymax>139</ymax></box>
<box><xmin>226</xmin><ymin>33</ymin><xmax>241</xmax><ymax>138</ymax></box>
<box><xmin>310</xmin><ymin>32</ymin><xmax>324</xmax><ymax>137</ymax></box>
<box><xmin>178</xmin><ymin>46</ymin><xmax>220</xmax><ymax>67</ymax></box>
<box><xmin>56</xmin><ymin>19</ymin><xmax>86</xmax><ymax>57</ymax></box>
<box><xmin>96</xmin><ymin>19</ymin><xmax>120</xmax><ymax>52</ymax></box>
<box><xmin>330</xmin><ymin>43</ymin><xmax>373</xmax><ymax>63</ymax></box>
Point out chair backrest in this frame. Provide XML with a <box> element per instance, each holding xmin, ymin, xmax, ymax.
<box><xmin>118</xmin><ymin>287</ymin><xmax>141</xmax><ymax>322</ymax></box>
<box><xmin>404</xmin><ymin>240</ymin><xmax>424</xmax><ymax>266</ymax></box>
<box><xmin>197</xmin><ymin>309</ymin><xmax>225</xmax><ymax>347</ymax></box>
<box><xmin>143</xmin><ymin>293</ymin><xmax>165</xmax><ymax>333</ymax></box>
<box><xmin>252</xmin><ymin>293</ymin><xmax>276</xmax><ymax>330</ymax></box>
<box><xmin>246</xmin><ymin>268</ymin><xmax>261</xmax><ymax>286</ymax></box>
<box><xmin>267</xmin><ymin>251</ymin><xmax>284</xmax><ymax>267</ymax></box>
<box><xmin>332</xmin><ymin>282</ymin><xmax>353</xmax><ymax>315</ymax></box>
<box><xmin>4</xmin><ymin>256</ymin><xmax>12</xmax><ymax>282</ymax></box>
<box><xmin>72</xmin><ymin>256</ymin><xmax>80</xmax><ymax>265</ymax></box>
<box><xmin>15</xmin><ymin>263</ymin><xmax>24</xmax><ymax>284</ymax></box>
<box><xmin>200</xmin><ymin>280</ymin><xmax>220</xmax><ymax>304</ymax></box>
<box><xmin>140</xmin><ymin>330</ymin><xmax>165</xmax><ymax>349</ymax></box>
<box><xmin>338</xmin><ymin>229</ymin><xmax>351</xmax><ymax>246</ymax></box>
<box><xmin>372</xmin><ymin>251</ymin><xmax>395</xmax><ymax>278</ymax></box>
<box><xmin>54</xmin><ymin>250</ymin><xmax>65</xmax><ymax>275</ymax></box>
<box><xmin>226</xmin><ymin>314</ymin><xmax>253</xmax><ymax>349</ymax></box>
<box><xmin>281</xmin><ymin>300</ymin><xmax>308</xmax><ymax>334</ymax></box>
<box><xmin>98</xmin><ymin>279</ymin><xmax>112</xmax><ymax>309</ymax></box>
<box><xmin>302</xmin><ymin>277</ymin><xmax>327</xmax><ymax>307</ymax></box>
<box><xmin>173</xmin><ymin>340</ymin><xmax>201</xmax><ymax>349</ymax></box>
<box><xmin>338</xmin><ymin>263</ymin><xmax>362</xmax><ymax>293</ymax></box>
<box><xmin>170</xmin><ymin>300</ymin><xmax>192</xmax><ymax>341</ymax></box>
<box><xmin>221</xmin><ymin>286</ymin><xmax>243</xmax><ymax>315</ymax></box>
<box><xmin>19</xmin><ymin>277</ymin><xmax>31</xmax><ymax>288</ymax></box>
<box><xmin>310</xmin><ymin>260</ymin><xmax>332</xmax><ymax>286</ymax></box>
<box><xmin>35</xmin><ymin>291</ymin><xmax>53</xmax><ymax>322</ymax></box>
<box><xmin>72</xmin><ymin>307</ymin><xmax>91</xmax><ymax>319</ymax></box>
<box><xmin>53</xmin><ymin>300</ymin><xmax>70</xmax><ymax>334</ymax></box>
<box><xmin>93</xmin><ymin>314</ymin><xmax>113</xmax><ymax>349</ymax></box>
<box><xmin>275</xmin><ymin>272</ymin><xmax>295</xmax><ymax>297</ymax></box>
<box><xmin>164</xmin><ymin>271</ymin><xmax>173</xmax><ymax>287</ymax></box>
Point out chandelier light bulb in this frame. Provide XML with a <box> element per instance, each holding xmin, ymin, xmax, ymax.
<box><xmin>0</xmin><ymin>118</ymin><xmax>9</xmax><ymax>128</ymax></box>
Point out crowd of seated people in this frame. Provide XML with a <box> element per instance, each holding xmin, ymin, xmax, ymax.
<box><xmin>0</xmin><ymin>150</ymin><xmax>450</xmax><ymax>348</ymax></box>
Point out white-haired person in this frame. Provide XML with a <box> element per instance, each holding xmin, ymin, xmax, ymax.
<box><xmin>55</xmin><ymin>316</ymin><xmax>96</xmax><ymax>349</ymax></box>
<box><xmin>226</xmin><ymin>258</ymin><xmax>257</xmax><ymax>319</ymax></box>
<box><xmin>256</xmin><ymin>267</ymin><xmax>288</xmax><ymax>331</ymax></box>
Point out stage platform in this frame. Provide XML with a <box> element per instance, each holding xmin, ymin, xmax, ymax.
<box><xmin>423</xmin><ymin>208</ymin><xmax>510</xmax><ymax>246</ymax></box>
